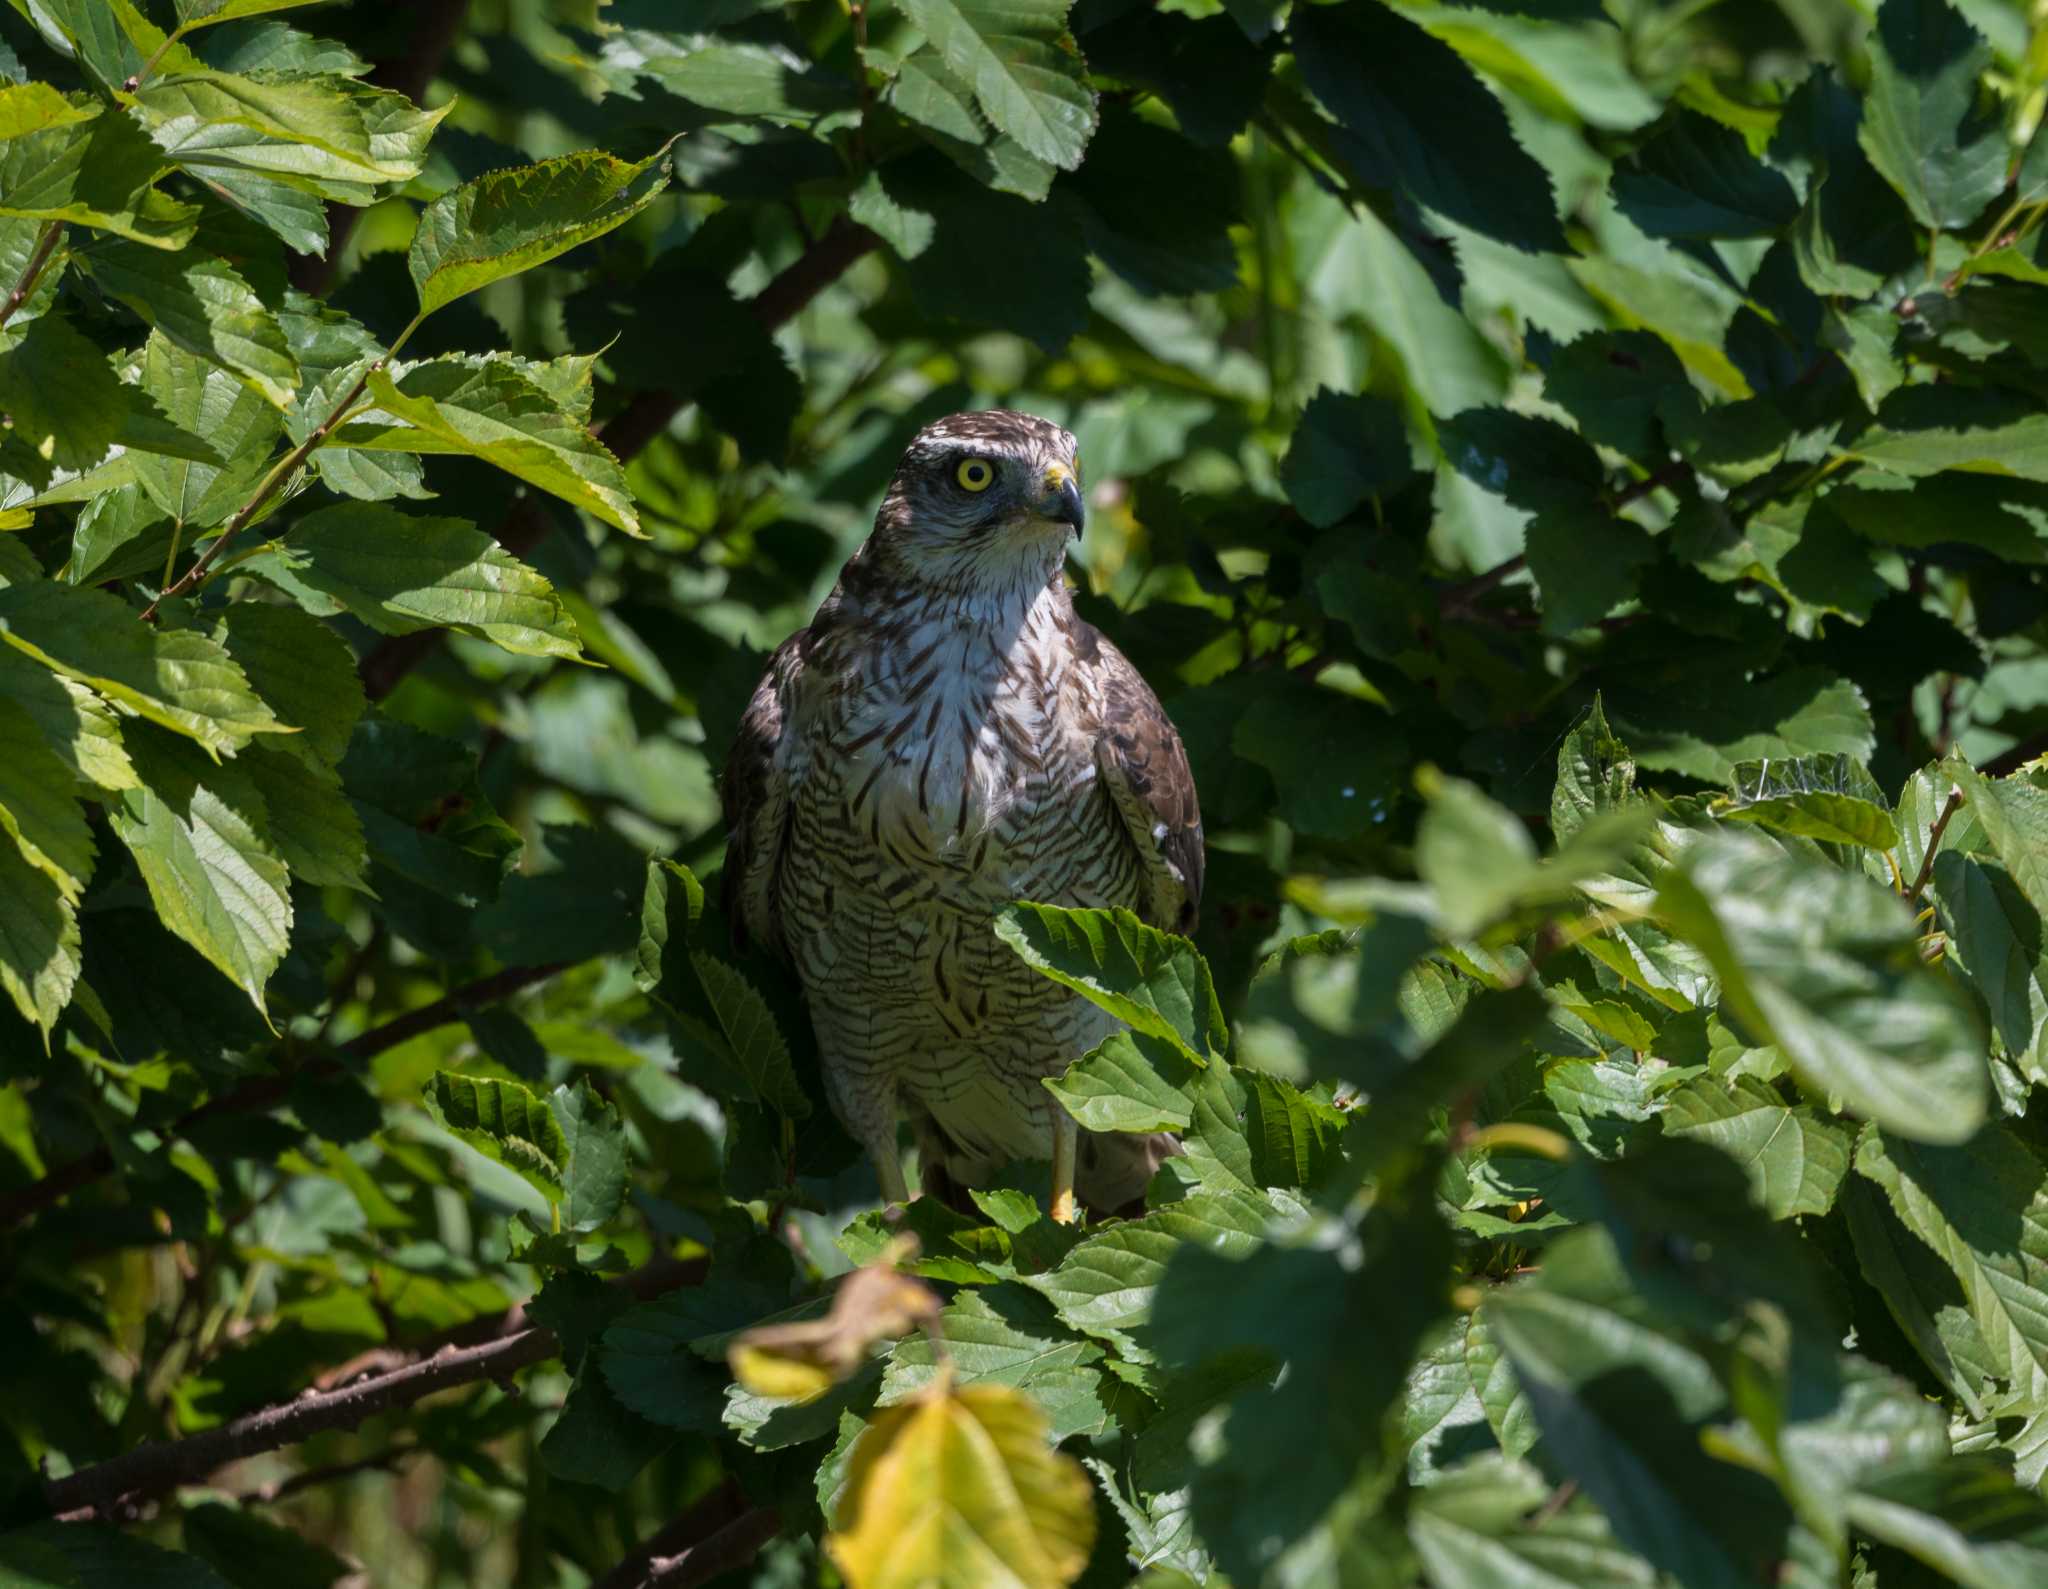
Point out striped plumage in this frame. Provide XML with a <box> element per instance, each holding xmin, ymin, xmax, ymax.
<box><xmin>721</xmin><ymin>410</ymin><xmax>1203</xmax><ymax>1214</ymax></box>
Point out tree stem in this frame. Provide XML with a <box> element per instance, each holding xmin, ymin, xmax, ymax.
<box><xmin>0</xmin><ymin>221</ymin><xmax>64</xmax><ymax>332</ymax></box>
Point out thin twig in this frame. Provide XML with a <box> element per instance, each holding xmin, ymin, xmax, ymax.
<box><xmin>590</xmin><ymin>1481</ymin><xmax>746</xmax><ymax>1589</ymax></box>
<box><xmin>1607</xmin><ymin>457</ymin><xmax>1692</xmax><ymax>511</ymax></box>
<box><xmin>1438</xmin><ymin>554</ymin><xmax>1526</xmax><ymax>616</ymax></box>
<box><xmin>0</xmin><ymin>221</ymin><xmax>64</xmax><ymax>332</ymax></box>
<box><xmin>140</xmin><ymin>357</ymin><xmax>386</xmax><ymax>620</ymax></box>
<box><xmin>0</xmin><ymin>961</ymin><xmax>567</xmax><ymax>1232</ymax></box>
<box><xmin>1906</xmin><ymin>789</ymin><xmax>1964</xmax><ymax>906</ymax></box>
<box><xmin>632</xmin><ymin>1509</ymin><xmax>783</xmax><ymax>1589</ymax></box>
<box><xmin>232</xmin><ymin>1443</ymin><xmax>419</xmax><ymax>1506</ymax></box>
<box><xmin>47</xmin><ymin>1328</ymin><xmax>556</xmax><ymax>1519</ymax></box>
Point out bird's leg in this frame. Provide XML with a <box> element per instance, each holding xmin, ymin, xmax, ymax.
<box><xmin>1049</xmin><ymin>1109</ymin><xmax>1079</xmax><ymax>1225</ymax></box>
<box><xmin>872</xmin><ymin>1136</ymin><xmax>911</xmax><ymax>1209</ymax></box>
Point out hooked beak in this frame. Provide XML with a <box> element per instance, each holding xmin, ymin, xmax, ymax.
<box><xmin>1038</xmin><ymin>464</ymin><xmax>1085</xmax><ymax>540</ymax></box>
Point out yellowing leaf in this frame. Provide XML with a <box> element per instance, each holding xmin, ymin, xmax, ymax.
<box><xmin>730</xmin><ymin>1344</ymin><xmax>838</xmax><ymax>1403</ymax></box>
<box><xmin>730</xmin><ymin>1258</ymin><xmax>940</xmax><ymax>1398</ymax></box>
<box><xmin>828</xmin><ymin>1379</ymin><xmax>1095</xmax><ymax>1589</ymax></box>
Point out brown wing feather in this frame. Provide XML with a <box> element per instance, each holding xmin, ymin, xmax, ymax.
<box><xmin>1073</xmin><ymin>620</ymin><xmax>1204</xmax><ymax>934</ymax></box>
<box><xmin>720</xmin><ymin>630</ymin><xmax>809</xmax><ymax>955</ymax></box>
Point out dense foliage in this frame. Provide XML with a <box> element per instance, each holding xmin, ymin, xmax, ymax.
<box><xmin>6</xmin><ymin>0</ymin><xmax>2048</xmax><ymax>1584</ymax></box>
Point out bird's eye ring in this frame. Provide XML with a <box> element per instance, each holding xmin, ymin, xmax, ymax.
<box><xmin>956</xmin><ymin>457</ymin><xmax>995</xmax><ymax>492</ymax></box>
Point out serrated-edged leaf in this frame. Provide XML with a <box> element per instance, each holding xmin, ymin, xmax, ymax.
<box><xmin>1714</xmin><ymin>753</ymin><xmax>1899</xmax><ymax>849</ymax></box>
<box><xmin>995</xmin><ymin>903</ymin><xmax>1226</xmax><ymax>1065</ymax></box>
<box><xmin>690</xmin><ymin>951</ymin><xmax>810</xmax><ymax>1118</ymax></box>
<box><xmin>0</xmin><ymin>216</ymin><xmax>64</xmax><ymax>357</ymax></box>
<box><xmin>897</xmin><ymin>0</ymin><xmax>1096</xmax><ymax>171</ymax></box>
<box><xmin>1657</xmin><ymin>1074</ymin><xmax>1850</xmax><ymax>1218</ymax></box>
<box><xmin>1552</xmin><ymin>694</ymin><xmax>1636</xmax><ymax>847</ymax></box>
<box><xmin>242</xmin><ymin>502</ymin><xmax>583</xmax><ymax>660</ymax></box>
<box><xmin>1933</xmin><ymin>852</ymin><xmax>2048</xmax><ymax>1079</ymax></box>
<box><xmin>214</xmin><ymin>602</ymin><xmax>363</xmax><ymax>767</ymax></box>
<box><xmin>0</xmin><ymin>582</ymin><xmax>284</xmax><ymax>755</ymax></box>
<box><xmin>132</xmin><ymin>70</ymin><xmax>445</xmax><ymax>190</ymax></box>
<box><xmin>0</xmin><ymin>835</ymin><xmax>79</xmax><ymax>1038</ymax></box>
<box><xmin>1847</xmin><ymin>1454</ymin><xmax>2048</xmax><ymax>1585</ymax></box>
<box><xmin>1657</xmin><ymin>831</ymin><xmax>1986</xmax><ymax>1143</ymax></box>
<box><xmin>0</xmin><ymin>648</ymin><xmax>134</xmax><ymax>791</ymax></box>
<box><xmin>1953</xmin><ymin>760</ymin><xmax>2048</xmax><ymax>924</ymax></box>
<box><xmin>1409</xmin><ymin>1454</ymin><xmax>1661</xmax><ymax>1588</ymax></box>
<box><xmin>538</xmin><ymin>1363</ymin><xmax>676</xmax><ymax>1493</ymax></box>
<box><xmin>1044</xmin><ymin>1030</ymin><xmax>1195</xmax><ymax>1133</ymax></box>
<box><xmin>130</xmin><ymin>330</ymin><xmax>283</xmax><ymax>527</ymax></box>
<box><xmin>343</xmin><ymin>355</ymin><xmax>638</xmax><ymax>533</ymax></box>
<box><xmin>409</xmin><ymin>143</ymin><xmax>674</xmax><ymax>320</ymax></box>
<box><xmin>77</xmin><ymin>237</ymin><xmax>298</xmax><ymax>407</ymax></box>
<box><xmin>108</xmin><ymin>732</ymin><xmax>291</xmax><ymax>1018</ymax></box>
<box><xmin>422</xmin><ymin>1069</ymin><xmax>566</xmax><ymax>1199</ymax></box>
<box><xmin>1612</xmin><ymin>108</ymin><xmax>1800</xmax><ymax>238</ymax></box>
<box><xmin>887</xmin><ymin>53</ymin><xmax>1057</xmax><ymax>202</ymax></box>
<box><xmin>0</xmin><ymin>309</ymin><xmax>126</xmax><ymax>470</ymax></box>
<box><xmin>0</xmin><ymin>696</ymin><xmax>93</xmax><ymax>902</ymax></box>
<box><xmin>553</xmin><ymin>1078</ymin><xmax>628</xmax><ymax>1232</ymax></box>
<box><xmin>173</xmin><ymin>0</ymin><xmax>331</xmax><ymax>28</ymax></box>
<box><xmin>0</xmin><ymin>97</ymin><xmax>198</xmax><ymax>246</ymax></box>
<box><xmin>1859</xmin><ymin>0</ymin><xmax>2008</xmax><ymax>230</ymax></box>
<box><xmin>1282</xmin><ymin>388</ymin><xmax>1414</xmax><ymax>529</ymax></box>
<box><xmin>239</xmin><ymin>743</ymin><xmax>366</xmax><ymax>890</ymax></box>
<box><xmin>1023</xmin><ymin>1189</ymin><xmax>1277</xmax><ymax>1360</ymax></box>
<box><xmin>881</xmin><ymin>1288</ymin><xmax>1112</xmax><ymax>1443</ymax></box>
<box><xmin>1856</xmin><ymin>1128</ymin><xmax>2048</xmax><ymax>1444</ymax></box>
<box><xmin>1293</xmin><ymin>2</ymin><xmax>1564</xmax><ymax>253</ymax></box>
<box><xmin>0</xmin><ymin>1521</ymin><xmax>237</xmax><ymax>1588</ymax></box>
<box><xmin>1612</xmin><ymin>668</ymin><xmax>1875</xmax><ymax>785</ymax></box>
<box><xmin>602</xmin><ymin>1271</ymin><xmax>795</xmax><ymax>1432</ymax></box>
<box><xmin>827</xmin><ymin>1380</ymin><xmax>1096</xmax><ymax>1589</ymax></box>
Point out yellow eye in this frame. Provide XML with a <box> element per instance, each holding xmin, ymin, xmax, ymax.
<box><xmin>956</xmin><ymin>457</ymin><xmax>995</xmax><ymax>492</ymax></box>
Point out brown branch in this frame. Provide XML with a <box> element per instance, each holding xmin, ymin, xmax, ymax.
<box><xmin>0</xmin><ymin>221</ymin><xmax>63</xmax><ymax>332</ymax></box>
<box><xmin>48</xmin><ymin>1327</ymin><xmax>557</xmax><ymax>1520</ymax></box>
<box><xmin>1437</xmin><ymin>554</ymin><xmax>1525</xmax><ymax>616</ymax></box>
<box><xmin>46</xmin><ymin>1252</ymin><xmax>705</xmax><ymax>1523</ymax></box>
<box><xmin>630</xmin><ymin>1509</ymin><xmax>783</xmax><ymax>1589</ymax></box>
<box><xmin>591</xmin><ymin>1480</ymin><xmax>747</xmax><ymax>1589</ymax></box>
<box><xmin>1906</xmin><ymin>788</ymin><xmax>1964</xmax><ymax>906</ymax></box>
<box><xmin>288</xmin><ymin>0</ymin><xmax>472</xmax><ymax>298</ymax></box>
<box><xmin>0</xmin><ymin>961</ymin><xmax>567</xmax><ymax>1232</ymax></box>
<box><xmin>1607</xmin><ymin>458</ymin><xmax>1692</xmax><ymax>511</ymax></box>
<box><xmin>357</xmin><ymin>217</ymin><xmax>880</xmax><ymax>701</ymax></box>
<box><xmin>233</xmin><ymin>1443</ymin><xmax>418</xmax><ymax>1506</ymax></box>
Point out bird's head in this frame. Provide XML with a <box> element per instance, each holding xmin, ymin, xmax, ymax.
<box><xmin>870</xmin><ymin>409</ymin><xmax>1084</xmax><ymax>591</ymax></box>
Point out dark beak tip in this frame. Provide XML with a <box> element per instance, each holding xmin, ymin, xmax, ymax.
<box><xmin>1057</xmin><ymin>477</ymin><xmax>1086</xmax><ymax>539</ymax></box>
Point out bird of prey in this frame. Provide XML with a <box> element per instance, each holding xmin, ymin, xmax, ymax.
<box><xmin>721</xmin><ymin>410</ymin><xmax>1203</xmax><ymax>1222</ymax></box>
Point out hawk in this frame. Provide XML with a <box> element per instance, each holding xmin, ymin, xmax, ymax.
<box><xmin>721</xmin><ymin>410</ymin><xmax>1203</xmax><ymax>1222</ymax></box>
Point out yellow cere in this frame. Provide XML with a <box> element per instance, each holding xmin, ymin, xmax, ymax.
<box><xmin>957</xmin><ymin>457</ymin><xmax>995</xmax><ymax>491</ymax></box>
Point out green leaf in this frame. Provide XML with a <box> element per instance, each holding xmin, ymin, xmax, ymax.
<box><xmin>897</xmin><ymin>0</ymin><xmax>1097</xmax><ymax>171</ymax></box>
<box><xmin>1408</xmin><ymin>1455</ymin><xmax>1662</xmax><ymax>1588</ymax></box>
<box><xmin>887</xmin><ymin>53</ymin><xmax>1056</xmax><ymax>202</ymax></box>
<box><xmin>408</xmin><ymin>144</ymin><xmax>674</xmax><ymax>320</ymax></box>
<box><xmin>346</xmin><ymin>355</ymin><xmax>639</xmax><ymax>534</ymax></box>
<box><xmin>881</xmin><ymin>1286</ymin><xmax>1113</xmax><ymax>1443</ymax></box>
<box><xmin>689</xmin><ymin>951</ymin><xmax>811</xmax><ymax>1119</ymax></box>
<box><xmin>172</xmin><ymin>0</ymin><xmax>331</xmax><ymax>28</ymax></box>
<box><xmin>593</xmin><ymin>37</ymin><xmax>852</xmax><ymax>123</ymax></box>
<box><xmin>1612</xmin><ymin>109</ymin><xmax>1800</xmax><ymax>238</ymax></box>
<box><xmin>1024</xmin><ymin>1189</ymin><xmax>1278</xmax><ymax>1359</ymax></box>
<box><xmin>995</xmin><ymin>903</ymin><xmax>1227</xmax><ymax>1066</ymax></box>
<box><xmin>0</xmin><ymin>97</ymin><xmax>199</xmax><ymax>246</ymax></box>
<box><xmin>1859</xmin><ymin>0</ymin><xmax>2008</xmax><ymax>230</ymax></box>
<box><xmin>0</xmin><ymin>310</ymin><xmax>126</xmax><ymax>470</ymax></box>
<box><xmin>0</xmin><ymin>581</ymin><xmax>285</xmax><ymax>755</ymax></box>
<box><xmin>1847</xmin><ymin>387</ymin><xmax>2048</xmax><ymax>482</ymax></box>
<box><xmin>1953</xmin><ymin>761</ymin><xmax>2048</xmax><ymax>924</ymax></box>
<box><xmin>1656</xmin><ymin>1074</ymin><xmax>1851</xmax><ymax>1218</ymax></box>
<box><xmin>1856</xmin><ymin>1128</ymin><xmax>2048</xmax><ymax>1425</ymax></box>
<box><xmin>0</xmin><ymin>1522</ymin><xmax>235</xmax><ymax>1588</ymax></box>
<box><xmin>0</xmin><ymin>830</ymin><xmax>79</xmax><ymax>1038</ymax></box>
<box><xmin>1293</xmin><ymin>1</ymin><xmax>1564</xmax><ymax>253</ymax></box>
<box><xmin>181</xmin><ymin>1501</ymin><xmax>350</xmax><ymax>1589</ymax></box>
<box><xmin>238</xmin><ymin>744</ymin><xmax>366</xmax><ymax>891</ymax></box>
<box><xmin>131</xmin><ymin>69</ymin><xmax>445</xmax><ymax>191</ymax></box>
<box><xmin>1656</xmin><ymin>831</ymin><xmax>1986</xmax><ymax>1143</ymax></box>
<box><xmin>1612</xmin><ymin>668</ymin><xmax>1875</xmax><ymax>785</ymax></box>
<box><xmin>242</xmin><ymin>502</ymin><xmax>584</xmax><ymax>660</ymax></box>
<box><xmin>214</xmin><ymin>602</ymin><xmax>364</xmax><ymax>767</ymax></box>
<box><xmin>1933</xmin><ymin>853</ymin><xmax>2048</xmax><ymax>1078</ymax></box>
<box><xmin>539</xmin><ymin>1365</ymin><xmax>675</xmax><ymax>1493</ymax></box>
<box><xmin>1552</xmin><ymin>695</ymin><xmax>1636</xmax><ymax>846</ymax></box>
<box><xmin>76</xmin><ymin>237</ymin><xmax>298</xmax><ymax>408</ymax></box>
<box><xmin>1044</xmin><ymin>1030</ymin><xmax>1196</xmax><ymax>1133</ymax></box>
<box><xmin>1281</xmin><ymin>388</ymin><xmax>1414</xmax><ymax>529</ymax></box>
<box><xmin>0</xmin><ymin>695</ymin><xmax>93</xmax><ymax>903</ymax></box>
<box><xmin>0</xmin><ymin>646</ymin><xmax>135</xmax><ymax>792</ymax></box>
<box><xmin>1846</xmin><ymin>1455</ymin><xmax>2048</xmax><ymax>1585</ymax></box>
<box><xmin>108</xmin><ymin>730</ymin><xmax>293</xmax><ymax>1018</ymax></box>
<box><xmin>1713</xmin><ymin>754</ymin><xmax>1899</xmax><ymax>849</ymax></box>
<box><xmin>422</xmin><ymin>1069</ymin><xmax>567</xmax><ymax>1200</ymax></box>
<box><xmin>129</xmin><ymin>331</ymin><xmax>284</xmax><ymax>528</ymax></box>
<box><xmin>553</xmin><ymin>1078</ymin><xmax>628</xmax><ymax>1232</ymax></box>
